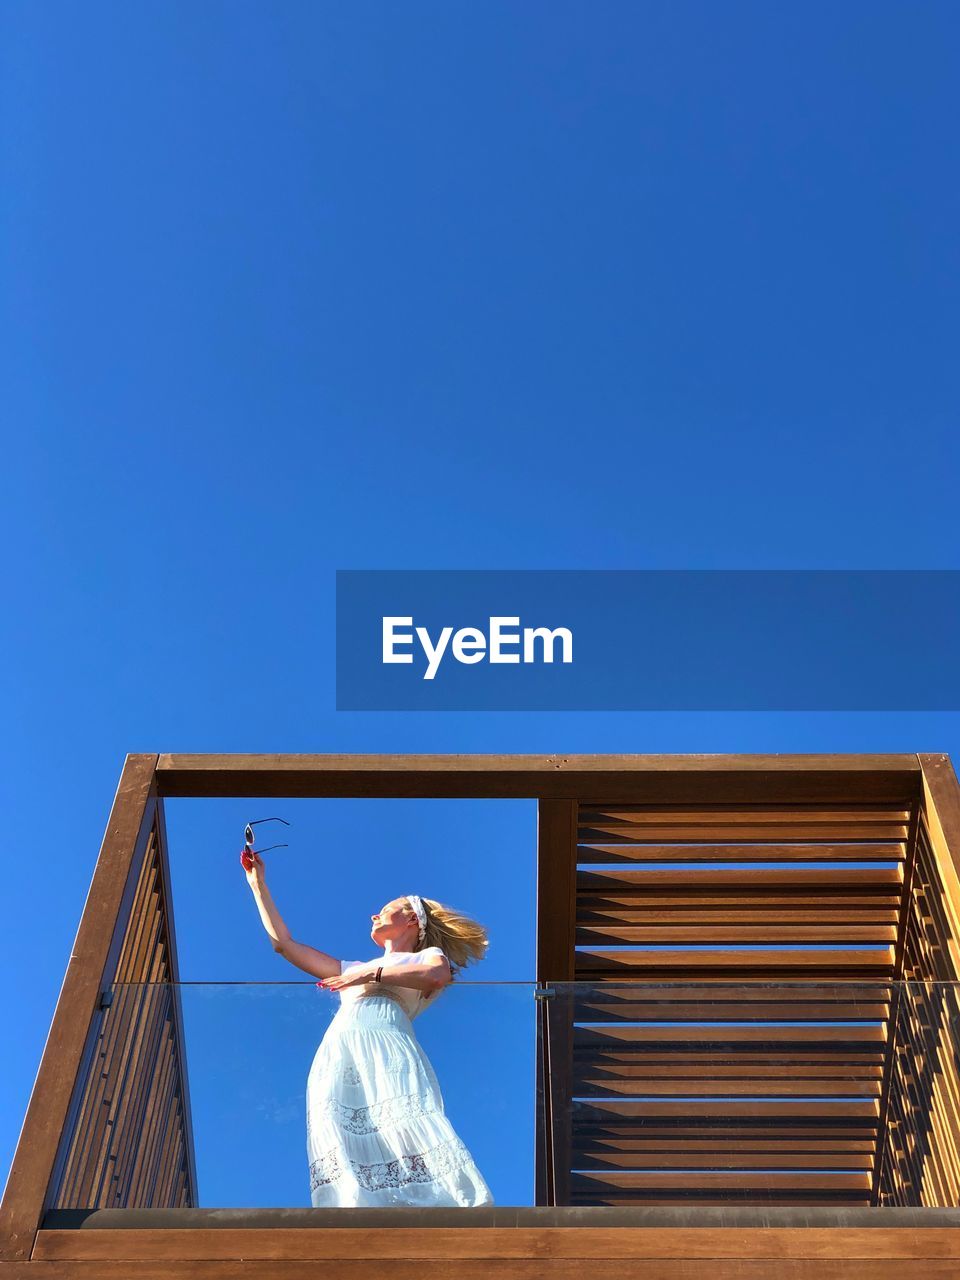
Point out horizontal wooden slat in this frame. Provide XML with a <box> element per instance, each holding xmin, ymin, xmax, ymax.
<box><xmin>580</xmin><ymin>808</ymin><xmax>913</xmax><ymax>825</ymax></box>
<box><xmin>575</xmin><ymin>948</ymin><xmax>896</xmax><ymax>971</ymax></box>
<box><xmin>570</xmin><ymin>1131</ymin><xmax>885</xmax><ymax>1152</ymax></box>
<box><xmin>579</xmin><ymin>843</ymin><xmax>905</xmax><ymax>862</ymax></box>
<box><xmin>574</xmin><ymin>1053</ymin><xmax>888</xmax><ymax>1069</ymax></box>
<box><xmin>574</xmin><ymin>1064</ymin><xmax>885</xmax><ymax>1080</ymax></box>
<box><xmin>578</xmin><ymin>890</ymin><xmax>911</xmax><ymax>911</ymax></box>
<box><xmin>575</xmin><ymin>967</ymin><xmax>897</xmax><ymax>985</ymax></box>
<box><xmin>574</xmin><ymin>1078</ymin><xmax>883</xmax><ymax>1098</ymax></box>
<box><xmin>579</xmin><ymin>868</ymin><xmax>905</xmax><ymax>889</ymax></box>
<box><xmin>573</xmin><ymin>1100</ymin><xmax>881</xmax><ymax>1118</ymax></box>
<box><xmin>573</xmin><ymin>1001</ymin><xmax>892</xmax><ymax>1021</ymax></box>
<box><xmin>577</xmin><ymin>910</ymin><xmax>901</xmax><ymax>926</ymax></box>
<box><xmin>576</xmin><ymin>1025</ymin><xmax>888</xmax><ymax>1045</ymax></box>
<box><xmin>568</xmin><ymin>1195</ymin><xmax>877</xmax><ymax>1208</ymax></box>
<box><xmin>579</xmin><ymin>825</ymin><xmax>908</xmax><ymax>842</ymax></box>
<box><xmin>573</xmin><ymin>983</ymin><xmax>894</xmax><ymax>1003</ymax></box>
<box><xmin>571</xmin><ymin>1172</ymin><xmax>874</xmax><ymax>1191</ymax></box>
<box><xmin>578</xmin><ymin>1152</ymin><xmax>877</xmax><ymax>1169</ymax></box>
<box><xmin>577</xmin><ymin>925</ymin><xmax>898</xmax><ymax>943</ymax></box>
<box><xmin>573</xmin><ymin>1138</ymin><xmax>879</xmax><ymax>1154</ymax></box>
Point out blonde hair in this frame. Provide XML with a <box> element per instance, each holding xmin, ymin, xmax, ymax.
<box><xmin>405</xmin><ymin>896</ymin><xmax>488</xmax><ymax>977</ymax></box>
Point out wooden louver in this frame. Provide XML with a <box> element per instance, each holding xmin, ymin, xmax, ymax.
<box><xmin>543</xmin><ymin>797</ymin><xmax>913</xmax><ymax>1206</ymax></box>
<box><xmin>880</xmin><ymin>797</ymin><xmax>960</xmax><ymax>1206</ymax></box>
<box><xmin>47</xmin><ymin>811</ymin><xmax>196</xmax><ymax>1211</ymax></box>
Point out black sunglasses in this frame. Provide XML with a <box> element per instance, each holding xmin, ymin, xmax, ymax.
<box><xmin>243</xmin><ymin>816</ymin><xmax>290</xmax><ymax>856</ymax></box>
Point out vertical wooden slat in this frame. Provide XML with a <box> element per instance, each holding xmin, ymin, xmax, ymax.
<box><xmin>116</xmin><ymin>988</ymin><xmax>176</xmax><ymax>1205</ymax></box>
<box><xmin>107</xmin><ymin>984</ymin><xmax>170</xmax><ymax>1205</ymax></box>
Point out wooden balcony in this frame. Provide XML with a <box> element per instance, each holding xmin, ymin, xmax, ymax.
<box><xmin>3</xmin><ymin>752</ymin><xmax>960</xmax><ymax>1278</ymax></box>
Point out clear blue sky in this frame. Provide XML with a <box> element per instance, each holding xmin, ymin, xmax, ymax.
<box><xmin>2</xmin><ymin>1</ymin><xmax>959</xmax><ymax>1207</ymax></box>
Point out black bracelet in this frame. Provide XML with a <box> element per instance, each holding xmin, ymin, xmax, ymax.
<box><xmin>375</xmin><ymin>965</ymin><xmax>383</xmax><ymax>983</ymax></box>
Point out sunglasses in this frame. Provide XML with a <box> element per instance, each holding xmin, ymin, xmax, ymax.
<box><xmin>242</xmin><ymin>816</ymin><xmax>290</xmax><ymax>857</ymax></box>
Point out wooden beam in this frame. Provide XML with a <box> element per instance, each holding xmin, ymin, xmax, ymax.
<box><xmin>536</xmin><ymin>800</ymin><xmax>578</xmax><ymax>1205</ymax></box>
<box><xmin>7</xmin><ymin>1234</ymin><xmax>960</xmax><ymax>1280</ymax></box>
<box><xmin>0</xmin><ymin>756</ymin><xmax>159</xmax><ymax>1263</ymax></box>
<box><xmin>918</xmin><ymin>754</ymin><xmax>960</xmax><ymax>928</ymax></box>
<box><xmin>156</xmin><ymin>754</ymin><xmax>921</xmax><ymax>802</ymax></box>
<box><xmin>537</xmin><ymin>801</ymin><xmax>578</xmax><ymax>983</ymax></box>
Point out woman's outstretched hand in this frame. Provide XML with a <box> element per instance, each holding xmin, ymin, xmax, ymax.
<box><xmin>240</xmin><ymin>849</ymin><xmax>267</xmax><ymax>892</ymax></box>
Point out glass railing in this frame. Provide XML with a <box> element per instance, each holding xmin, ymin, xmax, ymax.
<box><xmin>47</xmin><ymin>980</ymin><xmax>960</xmax><ymax>1212</ymax></box>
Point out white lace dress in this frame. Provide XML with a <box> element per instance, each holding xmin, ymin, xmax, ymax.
<box><xmin>306</xmin><ymin>947</ymin><xmax>494</xmax><ymax>1207</ymax></box>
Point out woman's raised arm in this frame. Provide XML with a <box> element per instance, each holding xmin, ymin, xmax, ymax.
<box><xmin>242</xmin><ymin>852</ymin><xmax>341</xmax><ymax>980</ymax></box>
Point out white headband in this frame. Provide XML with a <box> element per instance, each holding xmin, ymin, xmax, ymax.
<box><xmin>406</xmin><ymin>895</ymin><xmax>427</xmax><ymax>946</ymax></box>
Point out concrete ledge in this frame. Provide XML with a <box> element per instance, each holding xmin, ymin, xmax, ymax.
<box><xmin>43</xmin><ymin>1205</ymin><xmax>960</xmax><ymax>1230</ymax></box>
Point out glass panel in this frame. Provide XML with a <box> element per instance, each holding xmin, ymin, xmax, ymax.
<box><xmin>123</xmin><ymin>980</ymin><xmax>534</xmax><ymax>1209</ymax></box>
<box><xmin>50</xmin><ymin>980</ymin><xmax>960</xmax><ymax>1212</ymax></box>
<box><xmin>543</xmin><ymin>980</ymin><xmax>960</xmax><ymax>1210</ymax></box>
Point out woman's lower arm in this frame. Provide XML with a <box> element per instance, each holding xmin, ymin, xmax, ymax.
<box><xmin>252</xmin><ymin>884</ymin><xmax>292</xmax><ymax>950</ymax></box>
<box><xmin>279</xmin><ymin>938</ymin><xmax>342</xmax><ymax>980</ymax></box>
<box><xmin>379</xmin><ymin>957</ymin><xmax>451</xmax><ymax>992</ymax></box>
<box><xmin>250</xmin><ymin>884</ymin><xmax>340</xmax><ymax>979</ymax></box>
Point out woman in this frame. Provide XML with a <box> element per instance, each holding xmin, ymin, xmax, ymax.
<box><xmin>241</xmin><ymin>849</ymin><xmax>494</xmax><ymax>1208</ymax></box>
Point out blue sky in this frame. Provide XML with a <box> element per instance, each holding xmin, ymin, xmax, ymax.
<box><xmin>2</xmin><ymin>1</ymin><xmax>959</xmax><ymax>1206</ymax></box>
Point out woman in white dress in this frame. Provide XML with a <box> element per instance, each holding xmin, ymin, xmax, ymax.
<box><xmin>241</xmin><ymin>850</ymin><xmax>494</xmax><ymax>1208</ymax></box>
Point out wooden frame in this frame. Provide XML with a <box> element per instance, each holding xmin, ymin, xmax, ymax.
<box><xmin>3</xmin><ymin>752</ymin><xmax>960</xmax><ymax>1278</ymax></box>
